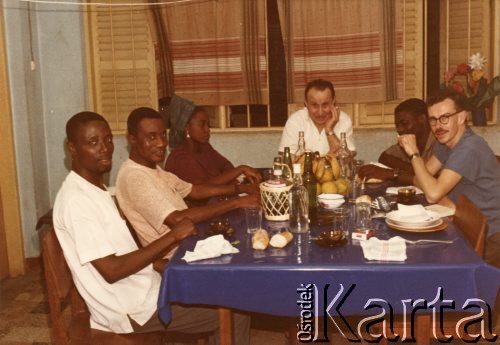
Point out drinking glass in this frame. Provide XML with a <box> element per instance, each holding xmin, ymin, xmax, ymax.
<box><xmin>348</xmin><ymin>179</ymin><xmax>362</xmax><ymax>203</ymax></box>
<box><xmin>332</xmin><ymin>207</ymin><xmax>349</xmax><ymax>238</ymax></box>
<box><xmin>245</xmin><ymin>207</ymin><xmax>262</xmax><ymax>234</ymax></box>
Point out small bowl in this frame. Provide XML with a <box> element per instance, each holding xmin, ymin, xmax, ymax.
<box><xmin>397</xmin><ymin>187</ymin><xmax>417</xmax><ymax>205</ymax></box>
<box><xmin>314</xmin><ymin>230</ymin><xmax>347</xmax><ymax>247</ymax></box>
<box><xmin>208</xmin><ymin>220</ymin><xmax>235</xmax><ymax>238</ymax></box>
<box><xmin>317</xmin><ymin>193</ymin><xmax>345</xmax><ymax>209</ymax></box>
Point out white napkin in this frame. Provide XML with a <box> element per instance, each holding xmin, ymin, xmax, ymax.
<box><xmin>182</xmin><ymin>235</ymin><xmax>239</xmax><ymax>263</ymax></box>
<box><xmin>386</xmin><ymin>186</ymin><xmax>424</xmax><ymax>195</ymax></box>
<box><xmin>360</xmin><ymin>236</ymin><xmax>407</xmax><ymax>262</ymax></box>
<box><xmin>395</xmin><ymin>204</ymin><xmax>431</xmax><ymax>222</ymax></box>
<box><xmin>425</xmin><ymin>204</ymin><xmax>455</xmax><ymax>217</ymax></box>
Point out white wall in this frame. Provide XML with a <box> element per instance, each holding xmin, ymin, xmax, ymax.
<box><xmin>3</xmin><ymin>1</ymin><xmax>87</xmax><ymax>257</ymax></box>
<box><xmin>3</xmin><ymin>4</ymin><xmax>500</xmax><ymax>257</ymax></box>
<box><xmin>107</xmin><ymin>126</ymin><xmax>500</xmax><ymax>187</ymax></box>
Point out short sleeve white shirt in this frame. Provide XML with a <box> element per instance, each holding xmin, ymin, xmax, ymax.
<box><xmin>278</xmin><ymin>107</ymin><xmax>356</xmax><ymax>156</ymax></box>
<box><xmin>53</xmin><ymin>171</ymin><xmax>161</xmax><ymax>333</ymax></box>
<box><xmin>115</xmin><ymin>159</ymin><xmax>192</xmax><ymax>249</ymax></box>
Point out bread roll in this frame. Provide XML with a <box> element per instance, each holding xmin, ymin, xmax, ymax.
<box><xmin>252</xmin><ymin>229</ymin><xmax>269</xmax><ymax>250</ymax></box>
<box><xmin>270</xmin><ymin>231</ymin><xmax>293</xmax><ymax>248</ymax></box>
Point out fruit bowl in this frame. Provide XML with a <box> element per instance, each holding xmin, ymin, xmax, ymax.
<box><xmin>317</xmin><ymin>193</ymin><xmax>345</xmax><ymax>209</ymax></box>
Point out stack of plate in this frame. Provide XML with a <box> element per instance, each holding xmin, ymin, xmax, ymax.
<box><xmin>385</xmin><ymin>210</ymin><xmax>444</xmax><ymax>232</ymax></box>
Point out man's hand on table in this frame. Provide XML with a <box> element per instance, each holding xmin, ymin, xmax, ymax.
<box><xmin>238</xmin><ymin>165</ymin><xmax>262</xmax><ymax>184</ymax></box>
<box><xmin>170</xmin><ymin>218</ymin><xmax>198</xmax><ymax>242</ymax></box>
<box><xmin>153</xmin><ymin>258</ymin><xmax>169</xmax><ymax>273</ymax></box>
<box><xmin>358</xmin><ymin>164</ymin><xmax>394</xmax><ymax>181</ymax></box>
<box><xmin>237</xmin><ymin>182</ymin><xmax>261</xmax><ymax>195</ymax></box>
<box><xmin>236</xmin><ymin>193</ymin><xmax>261</xmax><ymax>208</ymax></box>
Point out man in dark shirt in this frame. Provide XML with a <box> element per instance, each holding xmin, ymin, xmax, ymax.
<box><xmin>359</xmin><ymin>98</ymin><xmax>435</xmax><ymax>185</ymax></box>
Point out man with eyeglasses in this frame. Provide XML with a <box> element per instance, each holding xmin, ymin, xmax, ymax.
<box><xmin>398</xmin><ymin>88</ymin><xmax>500</xmax><ymax>269</ymax></box>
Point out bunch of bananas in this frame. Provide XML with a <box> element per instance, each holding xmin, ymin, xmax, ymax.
<box><xmin>313</xmin><ymin>152</ymin><xmax>340</xmax><ymax>183</ymax></box>
<box><xmin>294</xmin><ymin>152</ymin><xmax>350</xmax><ymax>195</ymax></box>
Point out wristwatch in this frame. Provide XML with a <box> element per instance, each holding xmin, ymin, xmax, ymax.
<box><xmin>409</xmin><ymin>153</ymin><xmax>421</xmax><ymax>161</ymax></box>
<box><xmin>392</xmin><ymin>168</ymin><xmax>400</xmax><ymax>180</ymax></box>
<box><xmin>326</xmin><ymin>130</ymin><xmax>335</xmax><ymax>137</ymax></box>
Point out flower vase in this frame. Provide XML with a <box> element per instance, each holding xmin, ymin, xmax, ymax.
<box><xmin>471</xmin><ymin>108</ymin><xmax>487</xmax><ymax>126</ymax></box>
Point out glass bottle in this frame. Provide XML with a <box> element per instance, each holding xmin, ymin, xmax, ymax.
<box><xmin>336</xmin><ymin>132</ymin><xmax>353</xmax><ymax>180</ymax></box>
<box><xmin>294</xmin><ymin>131</ymin><xmax>306</xmax><ymax>162</ymax></box>
<box><xmin>282</xmin><ymin>147</ymin><xmax>293</xmax><ymax>180</ymax></box>
<box><xmin>268</xmin><ymin>156</ymin><xmax>287</xmax><ymax>186</ymax></box>
<box><xmin>302</xmin><ymin>151</ymin><xmax>318</xmax><ymax>212</ymax></box>
<box><xmin>289</xmin><ymin>163</ymin><xmax>309</xmax><ymax>233</ymax></box>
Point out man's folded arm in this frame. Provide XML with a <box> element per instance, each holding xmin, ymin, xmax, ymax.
<box><xmin>91</xmin><ymin>218</ymin><xmax>196</xmax><ymax>283</ymax></box>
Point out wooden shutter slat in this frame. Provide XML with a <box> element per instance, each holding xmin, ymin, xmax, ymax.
<box><xmin>85</xmin><ymin>0</ymin><xmax>157</xmax><ymax>131</ymax></box>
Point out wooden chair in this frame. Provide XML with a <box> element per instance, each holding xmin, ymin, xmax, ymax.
<box><xmin>40</xmin><ymin>226</ymin><xmax>164</xmax><ymax>345</ymax></box>
<box><xmin>379</xmin><ymin>195</ymin><xmax>487</xmax><ymax>344</ymax></box>
<box><xmin>454</xmin><ymin>194</ymin><xmax>487</xmax><ymax>256</ymax></box>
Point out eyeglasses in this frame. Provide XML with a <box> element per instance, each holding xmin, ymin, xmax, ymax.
<box><xmin>428</xmin><ymin>110</ymin><xmax>461</xmax><ymax>126</ymax></box>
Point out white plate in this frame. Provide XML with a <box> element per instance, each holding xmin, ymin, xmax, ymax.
<box><xmin>385</xmin><ymin>218</ymin><xmax>447</xmax><ymax>233</ymax></box>
<box><xmin>386</xmin><ymin>217</ymin><xmax>443</xmax><ymax>230</ymax></box>
<box><xmin>386</xmin><ymin>210</ymin><xmax>442</xmax><ymax>228</ymax></box>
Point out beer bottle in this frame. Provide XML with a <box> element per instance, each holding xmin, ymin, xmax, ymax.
<box><xmin>283</xmin><ymin>147</ymin><xmax>293</xmax><ymax>180</ymax></box>
<box><xmin>289</xmin><ymin>163</ymin><xmax>309</xmax><ymax>233</ymax></box>
<box><xmin>302</xmin><ymin>150</ymin><xmax>317</xmax><ymax>212</ymax></box>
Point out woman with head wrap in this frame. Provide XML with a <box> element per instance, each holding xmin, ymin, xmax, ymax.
<box><xmin>165</xmin><ymin>100</ymin><xmax>262</xmax><ymax>186</ymax></box>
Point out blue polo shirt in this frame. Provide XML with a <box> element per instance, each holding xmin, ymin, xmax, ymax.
<box><xmin>434</xmin><ymin>128</ymin><xmax>500</xmax><ymax>236</ymax></box>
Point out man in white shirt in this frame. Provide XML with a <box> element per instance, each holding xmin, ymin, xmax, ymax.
<box><xmin>115</xmin><ymin>107</ymin><xmax>261</xmax><ymax>255</ymax></box>
<box><xmin>53</xmin><ymin>111</ymin><xmax>249</xmax><ymax>341</ymax></box>
<box><xmin>278</xmin><ymin>79</ymin><xmax>355</xmax><ymax>156</ymax></box>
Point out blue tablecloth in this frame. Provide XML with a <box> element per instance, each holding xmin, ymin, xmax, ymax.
<box><xmin>158</xmin><ymin>207</ymin><xmax>500</xmax><ymax>324</ymax></box>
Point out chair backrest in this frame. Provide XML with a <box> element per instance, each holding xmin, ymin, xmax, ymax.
<box><xmin>40</xmin><ymin>226</ymin><xmax>90</xmax><ymax>345</ymax></box>
<box><xmin>454</xmin><ymin>194</ymin><xmax>487</xmax><ymax>257</ymax></box>
<box><xmin>40</xmin><ymin>227</ymin><xmax>166</xmax><ymax>345</ymax></box>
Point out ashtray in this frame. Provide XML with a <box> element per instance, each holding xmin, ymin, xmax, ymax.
<box><xmin>208</xmin><ymin>219</ymin><xmax>235</xmax><ymax>238</ymax></box>
<box><xmin>313</xmin><ymin>230</ymin><xmax>347</xmax><ymax>247</ymax></box>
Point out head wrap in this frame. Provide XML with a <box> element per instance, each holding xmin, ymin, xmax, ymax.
<box><xmin>167</xmin><ymin>95</ymin><xmax>195</xmax><ymax>149</ymax></box>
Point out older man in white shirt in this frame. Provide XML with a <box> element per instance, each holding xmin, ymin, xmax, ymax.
<box><xmin>278</xmin><ymin>79</ymin><xmax>355</xmax><ymax>156</ymax></box>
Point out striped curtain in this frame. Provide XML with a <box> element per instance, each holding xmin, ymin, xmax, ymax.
<box><xmin>278</xmin><ymin>0</ymin><xmax>404</xmax><ymax>104</ymax></box>
<box><xmin>148</xmin><ymin>0</ymin><xmax>268</xmax><ymax>105</ymax></box>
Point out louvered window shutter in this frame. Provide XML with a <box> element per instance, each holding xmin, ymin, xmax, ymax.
<box><xmin>357</xmin><ymin>0</ymin><xmax>424</xmax><ymax>127</ymax></box>
<box><xmin>86</xmin><ymin>1</ymin><xmax>158</xmax><ymax>132</ymax></box>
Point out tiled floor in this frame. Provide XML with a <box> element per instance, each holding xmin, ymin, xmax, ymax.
<box><xmin>0</xmin><ymin>261</ymin><xmax>52</xmax><ymax>344</ymax></box>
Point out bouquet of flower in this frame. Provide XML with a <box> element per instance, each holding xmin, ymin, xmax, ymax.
<box><xmin>443</xmin><ymin>52</ymin><xmax>500</xmax><ymax>110</ymax></box>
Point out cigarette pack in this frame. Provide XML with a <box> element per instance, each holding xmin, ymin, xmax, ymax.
<box><xmin>352</xmin><ymin>229</ymin><xmax>374</xmax><ymax>241</ymax></box>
